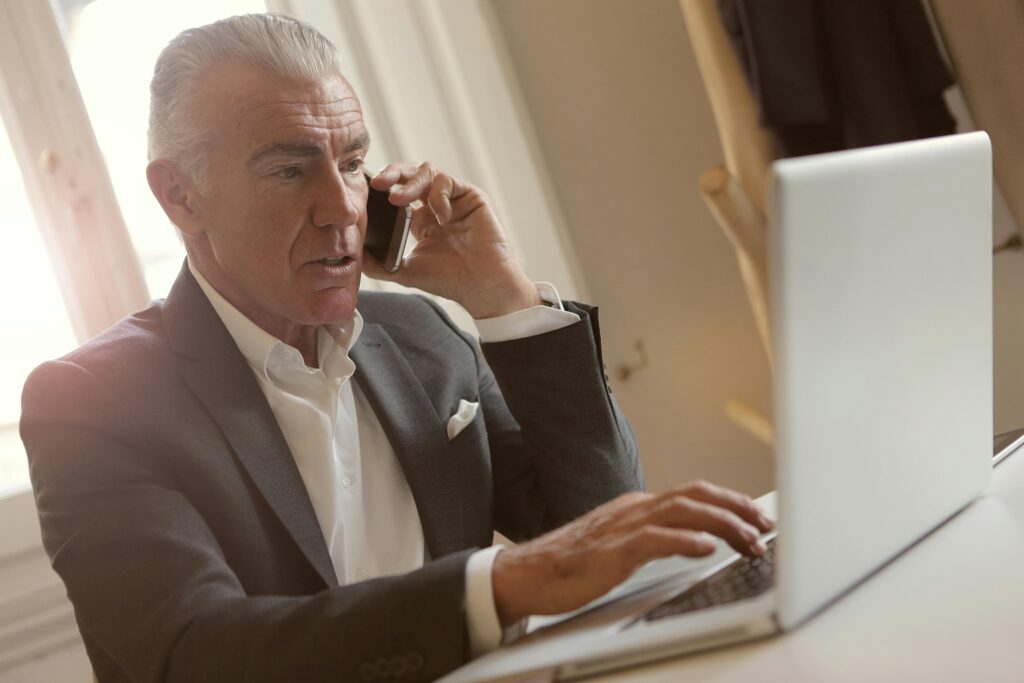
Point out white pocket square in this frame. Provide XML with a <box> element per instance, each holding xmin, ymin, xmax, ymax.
<box><xmin>446</xmin><ymin>399</ymin><xmax>479</xmax><ymax>441</ymax></box>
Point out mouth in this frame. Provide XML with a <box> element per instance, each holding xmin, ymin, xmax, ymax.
<box><xmin>309</xmin><ymin>254</ymin><xmax>358</xmax><ymax>268</ymax></box>
<box><xmin>307</xmin><ymin>254</ymin><xmax>359</xmax><ymax>278</ymax></box>
<box><xmin>316</xmin><ymin>256</ymin><xmax>355</xmax><ymax>267</ymax></box>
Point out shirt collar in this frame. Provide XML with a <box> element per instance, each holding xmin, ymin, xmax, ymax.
<box><xmin>188</xmin><ymin>259</ymin><xmax>363</xmax><ymax>381</ymax></box>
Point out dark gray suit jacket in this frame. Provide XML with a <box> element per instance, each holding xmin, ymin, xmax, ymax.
<box><xmin>20</xmin><ymin>264</ymin><xmax>641</xmax><ymax>682</ymax></box>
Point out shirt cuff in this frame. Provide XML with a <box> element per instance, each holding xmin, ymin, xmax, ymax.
<box><xmin>465</xmin><ymin>545</ymin><xmax>505</xmax><ymax>657</ymax></box>
<box><xmin>473</xmin><ymin>282</ymin><xmax>581</xmax><ymax>343</ymax></box>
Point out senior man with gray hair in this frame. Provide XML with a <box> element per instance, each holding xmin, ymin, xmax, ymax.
<box><xmin>21</xmin><ymin>14</ymin><xmax>772</xmax><ymax>682</ymax></box>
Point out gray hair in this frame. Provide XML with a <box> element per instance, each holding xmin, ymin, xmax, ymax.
<box><xmin>148</xmin><ymin>13</ymin><xmax>342</xmax><ymax>190</ymax></box>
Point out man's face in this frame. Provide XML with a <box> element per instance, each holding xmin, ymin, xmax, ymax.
<box><xmin>189</xmin><ymin>62</ymin><xmax>370</xmax><ymax>333</ymax></box>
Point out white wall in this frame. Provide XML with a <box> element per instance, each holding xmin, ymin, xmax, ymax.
<box><xmin>945</xmin><ymin>87</ymin><xmax>1024</xmax><ymax>434</ymax></box>
<box><xmin>993</xmin><ymin>198</ymin><xmax>1024</xmax><ymax>433</ymax></box>
<box><xmin>487</xmin><ymin>0</ymin><xmax>1024</xmax><ymax>495</ymax></box>
<box><xmin>488</xmin><ymin>0</ymin><xmax>774</xmax><ymax>495</ymax></box>
<box><xmin>0</xmin><ymin>644</ymin><xmax>88</xmax><ymax>683</ymax></box>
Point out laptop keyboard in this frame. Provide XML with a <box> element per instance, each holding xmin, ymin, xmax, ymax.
<box><xmin>640</xmin><ymin>536</ymin><xmax>776</xmax><ymax>624</ymax></box>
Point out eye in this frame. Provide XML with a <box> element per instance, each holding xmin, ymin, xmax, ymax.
<box><xmin>343</xmin><ymin>158</ymin><xmax>364</xmax><ymax>175</ymax></box>
<box><xmin>275</xmin><ymin>166</ymin><xmax>301</xmax><ymax>180</ymax></box>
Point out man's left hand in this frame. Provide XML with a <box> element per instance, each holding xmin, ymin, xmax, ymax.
<box><xmin>363</xmin><ymin>162</ymin><xmax>542</xmax><ymax>319</ymax></box>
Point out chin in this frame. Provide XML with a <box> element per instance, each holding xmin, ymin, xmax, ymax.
<box><xmin>302</xmin><ymin>288</ymin><xmax>359</xmax><ymax>326</ymax></box>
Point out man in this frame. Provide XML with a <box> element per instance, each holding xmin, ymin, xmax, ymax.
<box><xmin>21</xmin><ymin>14</ymin><xmax>772</xmax><ymax>683</ymax></box>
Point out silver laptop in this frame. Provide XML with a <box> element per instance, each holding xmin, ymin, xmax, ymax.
<box><xmin>441</xmin><ymin>132</ymin><xmax>993</xmax><ymax>682</ymax></box>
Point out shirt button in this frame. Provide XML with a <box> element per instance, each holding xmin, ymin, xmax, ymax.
<box><xmin>342</xmin><ymin>477</ymin><xmax>351</xmax><ymax>489</ymax></box>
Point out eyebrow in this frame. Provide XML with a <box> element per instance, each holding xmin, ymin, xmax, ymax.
<box><xmin>246</xmin><ymin>132</ymin><xmax>371</xmax><ymax>169</ymax></box>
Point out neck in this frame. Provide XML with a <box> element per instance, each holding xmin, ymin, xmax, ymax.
<box><xmin>282</xmin><ymin>328</ymin><xmax>320</xmax><ymax>368</ymax></box>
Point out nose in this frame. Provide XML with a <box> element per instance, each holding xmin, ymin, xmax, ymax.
<box><xmin>311</xmin><ymin>168</ymin><xmax>361</xmax><ymax>229</ymax></box>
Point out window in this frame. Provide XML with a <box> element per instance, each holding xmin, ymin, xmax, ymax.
<box><xmin>0</xmin><ymin>114</ymin><xmax>78</xmax><ymax>495</ymax></box>
<box><xmin>0</xmin><ymin>0</ymin><xmax>268</xmax><ymax>497</ymax></box>
<box><xmin>60</xmin><ymin>0</ymin><xmax>269</xmax><ymax>299</ymax></box>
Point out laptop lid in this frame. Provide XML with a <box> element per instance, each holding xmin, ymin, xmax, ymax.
<box><xmin>769</xmin><ymin>132</ymin><xmax>993</xmax><ymax>629</ymax></box>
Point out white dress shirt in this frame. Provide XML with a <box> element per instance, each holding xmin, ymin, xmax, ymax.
<box><xmin>189</xmin><ymin>262</ymin><xmax>578</xmax><ymax>656</ymax></box>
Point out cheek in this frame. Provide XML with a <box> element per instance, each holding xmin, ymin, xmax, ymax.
<box><xmin>241</xmin><ymin>194</ymin><xmax>311</xmax><ymax>261</ymax></box>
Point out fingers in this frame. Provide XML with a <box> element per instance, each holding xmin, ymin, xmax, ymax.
<box><xmin>369</xmin><ymin>162</ymin><xmax>413</xmax><ymax>190</ymax></box>
<box><xmin>491</xmin><ymin>486</ymin><xmax>766</xmax><ymax>622</ymax></box>
<box><xmin>665</xmin><ymin>480</ymin><xmax>775</xmax><ymax>534</ymax></box>
<box><xmin>600</xmin><ymin>484</ymin><xmax>771</xmax><ymax>557</ymax></box>
<box><xmin>407</xmin><ymin>204</ymin><xmax>471</xmax><ymax>242</ymax></box>
<box><xmin>427</xmin><ymin>174</ymin><xmax>455</xmax><ymax>225</ymax></box>
<box><xmin>387</xmin><ymin>162</ymin><xmax>437</xmax><ymax>206</ymax></box>
<box><xmin>644</xmin><ymin>496</ymin><xmax>765</xmax><ymax>557</ymax></box>
<box><xmin>611</xmin><ymin>526</ymin><xmax>717</xmax><ymax>567</ymax></box>
<box><xmin>408</xmin><ymin>205</ymin><xmax>439</xmax><ymax>242</ymax></box>
<box><xmin>371</xmin><ymin>162</ymin><xmax>476</xmax><ymax>224</ymax></box>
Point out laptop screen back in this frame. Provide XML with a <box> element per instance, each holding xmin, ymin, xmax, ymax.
<box><xmin>769</xmin><ymin>133</ymin><xmax>993</xmax><ymax>629</ymax></box>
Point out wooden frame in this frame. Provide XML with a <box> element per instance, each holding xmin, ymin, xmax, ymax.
<box><xmin>680</xmin><ymin>0</ymin><xmax>776</xmax><ymax>444</ymax></box>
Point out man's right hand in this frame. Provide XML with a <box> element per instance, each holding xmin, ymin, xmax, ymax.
<box><xmin>491</xmin><ymin>480</ymin><xmax>774</xmax><ymax>626</ymax></box>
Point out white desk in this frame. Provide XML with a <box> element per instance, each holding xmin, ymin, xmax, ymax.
<box><xmin>584</xmin><ymin>449</ymin><xmax>1024</xmax><ymax>683</ymax></box>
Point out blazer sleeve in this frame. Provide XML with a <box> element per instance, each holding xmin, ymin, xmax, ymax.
<box><xmin>422</xmin><ymin>298</ymin><xmax>644</xmax><ymax>541</ymax></box>
<box><xmin>21</xmin><ymin>359</ymin><xmax>473</xmax><ymax>683</ymax></box>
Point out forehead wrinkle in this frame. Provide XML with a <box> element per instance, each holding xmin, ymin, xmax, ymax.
<box><xmin>241</xmin><ymin>110</ymin><xmax>364</xmax><ymax>136</ymax></box>
<box><xmin>241</xmin><ymin>95</ymin><xmax>366</xmax><ymax>142</ymax></box>
<box><xmin>238</xmin><ymin>95</ymin><xmax>363</xmax><ymax>128</ymax></box>
<box><xmin>254</xmin><ymin>111</ymin><xmax>364</xmax><ymax>129</ymax></box>
<box><xmin>242</xmin><ymin>95</ymin><xmax>362</xmax><ymax>115</ymax></box>
<box><xmin>261</xmin><ymin>119</ymin><xmax>366</xmax><ymax>141</ymax></box>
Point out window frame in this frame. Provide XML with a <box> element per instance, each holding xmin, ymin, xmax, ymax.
<box><xmin>0</xmin><ymin>0</ymin><xmax>148</xmax><ymax>343</ymax></box>
<box><xmin>0</xmin><ymin>0</ymin><xmax>148</xmax><ymax>533</ymax></box>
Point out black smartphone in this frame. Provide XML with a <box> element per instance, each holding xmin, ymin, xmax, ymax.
<box><xmin>364</xmin><ymin>171</ymin><xmax>412</xmax><ymax>272</ymax></box>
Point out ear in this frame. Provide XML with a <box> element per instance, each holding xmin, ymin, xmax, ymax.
<box><xmin>146</xmin><ymin>160</ymin><xmax>206</xmax><ymax>238</ymax></box>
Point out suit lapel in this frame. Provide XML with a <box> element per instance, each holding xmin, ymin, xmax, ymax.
<box><xmin>163</xmin><ymin>264</ymin><xmax>338</xmax><ymax>588</ymax></box>
<box><xmin>351</xmin><ymin>323</ymin><xmax>464</xmax><ymax>559</ymax></box>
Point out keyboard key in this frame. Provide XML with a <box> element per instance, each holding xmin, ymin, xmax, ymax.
<box><xmin>641</xmin><ymin>537</ymin><xmax>776</xmax><ymax>623</ymax></box>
